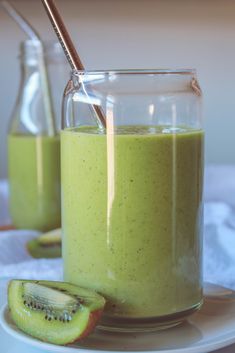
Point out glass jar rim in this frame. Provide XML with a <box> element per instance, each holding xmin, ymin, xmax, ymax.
<box><xmin>72</xmin><ymin>68</ymin><xmax>196</xmax><ymax>76</ymax></box>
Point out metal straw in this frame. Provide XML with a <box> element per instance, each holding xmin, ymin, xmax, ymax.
<box><xmin>41</xmin><ymin>0</ymin><xmax>106</xmax><ymax>129</ymax></box>
<box><xmin>1</xmin><ymin>1</ymin><xmax>56</xmax><ymax>136</ymax></box>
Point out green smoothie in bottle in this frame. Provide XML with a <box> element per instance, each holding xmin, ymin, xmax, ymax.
<box><xmin>7</xmin><ymin>40</ymin><xmax>65</xmax><ymax>230</ymax></box>
<box><xmin>8</xmin><ymin>135</ymin><xmax>60</xmax><ymax>231</ymax></box>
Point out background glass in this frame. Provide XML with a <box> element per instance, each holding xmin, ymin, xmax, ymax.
<box><xmin>8</xmin><ymin>40</ymin><xmax>69</xmax><ymax>231</ymax></box>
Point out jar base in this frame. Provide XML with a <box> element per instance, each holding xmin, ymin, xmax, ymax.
<box><xmin>98</xmin><ymin>301</ymin><xmax>203</xmax><ymax>333</ymax></box>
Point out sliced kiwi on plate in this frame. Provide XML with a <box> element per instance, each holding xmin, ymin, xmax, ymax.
<box><xmin>8</xmin><ymin>280</ymin><xmax>106</xmax><ymax>345</ymax></box>
<box><xmin>27</xmin><ymin>229</ymin><xmax>61</xmax><ymax>258</ymax></box>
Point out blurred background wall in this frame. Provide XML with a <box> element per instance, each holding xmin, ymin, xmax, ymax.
<box><xmin>0</xmin><ymin>0</ymin><xmax>235</xmax><ymax>177</ymax></box>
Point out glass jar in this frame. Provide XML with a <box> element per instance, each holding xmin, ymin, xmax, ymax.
<box><xmin>8</xmin><ymin>39</ymin><xmax>68</xmax><ymax>231</ymax></box>
<box><xmin>61</xmin><ymin>69</ymin><xmax>204</xmax><ymax>331</ymax></box>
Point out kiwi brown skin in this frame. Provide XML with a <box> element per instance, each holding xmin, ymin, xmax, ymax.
<box><xmin>53</xmin><ymin>310</ymin><xmax>103</xmax><ymax>344</ymax></box>
<box><xmin>8</xmin><ymin>280</ymin><xmax>106</xmax><ymax>345</ymax></box>
<box><xmin>71</xmin><ymin>309</ymin><xmax>103</xmax><ymax>343</ymax></box>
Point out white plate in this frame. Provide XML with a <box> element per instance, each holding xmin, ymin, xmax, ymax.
<box><xmin>1</xmin><ymin>283</ymin><xmax>235</xmax><ymax>353</ymax></box>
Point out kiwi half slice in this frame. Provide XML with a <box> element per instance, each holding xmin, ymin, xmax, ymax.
<box><xmin>8</xmin><ymin>280</ymin><xmax>106</xmax><ymax>345</ymax></box>
<box><xmin>27</xmin><ymin>229</ymin><xmax>62</xmax><ymax>258</ymax></box>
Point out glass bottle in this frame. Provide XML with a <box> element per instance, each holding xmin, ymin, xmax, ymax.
<box><xmin>62</xmin><ymin>69</ymin><xmax>204</xmax><ymax>331</ymax></box>
<box><xmin>8</xmin><ymin>39</ymin><xmax>68</xmax><ymax>231</ymax></box>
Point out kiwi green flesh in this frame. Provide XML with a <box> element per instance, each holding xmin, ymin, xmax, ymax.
<box><xmin>8</xmin><ymin>280</ymin><xmax>105</xmax><ymax>345</ymax></box>
<box><xmin>38</xmin><ymin>232</ymin><xmax>61</xmax><ymax>245</ymax></box>
<box><xmin>27</xmin><ymin>239</ymin><xmax>61</xmax><ymax>258</ymax></box>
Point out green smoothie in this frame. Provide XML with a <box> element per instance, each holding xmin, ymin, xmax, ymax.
<box><xmin>61</xmin><ymin>125</ymin><xmax>204</xmax><ymax>318</ymax></box>
<box><xmin>8</xmin><ymin>134</ymin><xmax>61</xmax><ymax>231</ymax></box>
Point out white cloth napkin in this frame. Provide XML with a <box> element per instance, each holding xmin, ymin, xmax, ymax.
<box><xmin>204</xmin><ymin>202</ymin><xmax>235</xmax><ymax>289</ymax></box>
<box><xmin>0</xmin><ymin>180</ymin><xmax>62</xmax><ymax>281</ymax></box>
<box><xmin>0</xmin><ymin>229</ymin><xmax>63</xmax><ymax>281</ymax></box>
<box><xmin>1</xmin><ymin>165</ymin><xmax>235</xmax><ymax>290</ymax></box>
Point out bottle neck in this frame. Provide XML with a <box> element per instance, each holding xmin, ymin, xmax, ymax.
<box><xmin>9</xmin><ymin>42</ymin><xmax>51</xmax><ymax>135</ymax></box>
<box><xmin>20</xmin><ymin>40</ymin><xmax>43</xmax><ymax>74</ymax></box>
<box><xmin>20</xmin><ymin>59</ymin><xmax>39</xmax><ymax>80</ymax></box>
<box><xmin>9</xmin><ymin>40</ymin><xmax>66</xmax><ymax>135</ymax></box>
